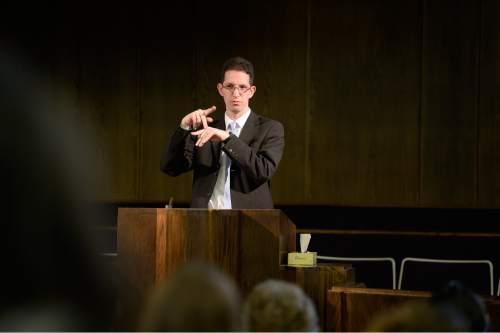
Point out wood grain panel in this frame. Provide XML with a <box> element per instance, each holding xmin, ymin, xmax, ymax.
<box><xmin>192</xmin><ymin>0</ymin><xmax>243</xmax><ymax>109</ymax></box>
<box><xmin>309</xmin><ymin>0</ymin><xmax>421</xmax><ymax>206</ymax></box>
<box><xmin>326</xmin><ymin>287</ymin><xmax>344</xmax><ymax>332</ymax></box>
<box><xmin>296</xmin><ymin>264</ymin><xmax>355</xmax><ymax>331</ymax></box>
<box><xmin>242</xmin><ymin>1</ymin><xmax>309</xmax><ymax>204</ymax></box>
<box><xmin>77</xmin><ymin>5</ymin><xmax>140</xmax><ymax>201</ymax></box>
<box><xmin>117</xmin><ymin>208</ymin><xmax>158</xmax><ymax>329</ymax></box>
<box><xmin>140</xmin><ymin>1</ymin><xmax>244</xmax><ymax>204</ymax></box>
<box><xmin>239</xmin><ymin>210</ymin><xmax>291</xmax><ymax>294</ymax></box>
<box><xmin>45</xmin><ymin>15</ymin><xmax>102</xmax><ymax>199</ymax></box>
<box><xmin>420</xmin><ymin>0</ymin><xmax>480</xmax><ymax>207</ymax></box>
<box><xmin>120</xmin><ymin>208</ymin><xmax>295</xmax><ymax>293</ymax></box>
<box><xmin>157</xmin><ymin>209</ymin><xmax>298</xmax><ymax>294</ymax></box>
<box><xmin>327</xmin><ymin>288</ymin><xmax>431</xmax><ymax>331</ymax></box>
<box><xmin>478</xmin><ymin>0</ymin><xmax>500</xmax><ymax>208</ymax></box>
<box><xmin>161</xmin><ymin>209</ymin><xmax>241</xmax><ymax>279</ymax></box>
<box><xmin>326</xmin><ymin>287</ymin><xmax>500</xmax><ymax>332</ymax></box>
<box><xmin>15</xmin><ymin>1</ymin><xmax>500</xmax><ymax>208</ymax></box>
<box><xmin>139</xmin><ymin>3</ymin><xmax>196</xmax><ymax>203</ymax></box>
<box><xmin>47</xmin><ymin>13</ymin><xmax>79</xmax><ymax>123</ymax></box>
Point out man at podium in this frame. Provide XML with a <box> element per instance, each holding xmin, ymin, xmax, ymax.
<box><xmin>161</xmin><ymin>57</ymin><xmax>285</xmax><ymax>209</ymax></box>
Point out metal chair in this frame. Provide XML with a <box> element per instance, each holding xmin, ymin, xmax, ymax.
<box><xmin>317</xmin><ymin>256</ymin><xmax>397</xmax><ymax>289</ymax></box>
<box><xmin>497</xmin><ymin>277</ymin><xmax>500</xmax><ymax>296</ymax></box>
<box><xmin>398</xmin><ymin>257</ymin><xmax>494</xmax><ymax>296</ymax></box>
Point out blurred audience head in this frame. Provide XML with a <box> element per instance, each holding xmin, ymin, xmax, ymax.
<box><xmin>140</xmin><ymin>261</ymin><xmax>241</xmax><ymax>332</ymax></box>
<box><xmin>365</xmin><ymin>299</ymin><xmax>467</xmax><ymax>332</ymax></box>
<box><xmin>0</xmin><ymin>50</ymin><xmax>114</xmax><ymax>331</ymax></box>
<box><xmin>242</xmin><ymin>279</ymin><xmax>319</xmax><ymax>332</ymax></box>
<box><xmin>431</xmin><ymin>280</ymin><xmax>490</xmax><ymax>332</ymax></box>
<box><xmin>365</xmin><ymin>280</ymin><xmax>490</xmax><ymax>332</ymax></box>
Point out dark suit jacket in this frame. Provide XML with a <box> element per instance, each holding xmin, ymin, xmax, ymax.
<box><xmin>160</xmin><ymin>111</ymin><xmax>285</xmax><ymax>208</ymax></box>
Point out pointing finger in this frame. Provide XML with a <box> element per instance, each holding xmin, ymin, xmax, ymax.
<box><xmin>201</xmin><ymin>113</ymin><xmax>209</xmax><ymax>128</ymax></box>
<box><xmin>202</xmin><ymin>106</ymin><xmax>217</xmax><ymax>116</ymax></box>
<box><xmin>197</xmin><ymin>113</ymin><xmax>202</xmax><ymax>127</ymax></box>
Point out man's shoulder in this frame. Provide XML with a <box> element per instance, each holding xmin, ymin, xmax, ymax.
<box><xmin>251</xmin><ymin>112</ymin><xmax>283</xmax><ymax>128</ymax></box>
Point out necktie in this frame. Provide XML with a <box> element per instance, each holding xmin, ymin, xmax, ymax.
<box><xmin>223</xmin><ymin>122</ymin><xmax>239</xmax><ymax>208</ymax></box>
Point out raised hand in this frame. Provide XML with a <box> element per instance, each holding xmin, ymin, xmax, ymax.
<box><xmin>180</xmin><ymin>106</ymin><xmax>216</xmax><ymax>130</ymax></box>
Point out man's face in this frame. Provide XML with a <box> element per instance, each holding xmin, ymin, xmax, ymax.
<box><xmin>217</xmin><ymin>70</ymin><xmax>256</xmax><ymax>116</ymax></box>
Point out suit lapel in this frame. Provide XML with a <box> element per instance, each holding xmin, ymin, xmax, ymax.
<box><xmin>238</xmin><ymin>111</ymin><xmax>259</xmax><ymax>145</ymax></box>
<box><xmin>210</xmin><ymin>111</ymin><xmax>259</xmax><ymax>157</ymax></box>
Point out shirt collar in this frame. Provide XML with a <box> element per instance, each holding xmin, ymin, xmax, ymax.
<box><xmin>225</xmin><ymin>108</ymin><xmax>251</xmax><ymax>130</ymax></box>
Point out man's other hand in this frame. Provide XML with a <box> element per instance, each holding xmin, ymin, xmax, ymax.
<box><xmin>180</xmin><ymin>106</ymin><xmax>216</xmax><ymax>130</ymax></box>
<box><xmin>192</xmin><ymin>127</ymin><xmax>230</xmax><ymax>147</ymax></box>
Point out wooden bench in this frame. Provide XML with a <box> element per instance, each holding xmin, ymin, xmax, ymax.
<box><xmin>326</xmin><ymin>287</ymin><xmax>500</xmax><ymax>331</ymax></box>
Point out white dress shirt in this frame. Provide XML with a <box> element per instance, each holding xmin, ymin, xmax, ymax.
<box><xmin>208</xmin><ymin>108</ymin><xmax>251</xmax><ymax>209</ymax></box>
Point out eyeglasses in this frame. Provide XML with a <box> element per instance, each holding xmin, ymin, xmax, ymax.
<box><xmin>222</xmin><ymin>84</ymin><xmax>252</xmax><ymax>95</ymax></box>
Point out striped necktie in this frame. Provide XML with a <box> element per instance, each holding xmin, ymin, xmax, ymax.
<box><xmin>223</xmin><ymin>122</ymin><xmax>240</xmax><ymax>208</ymax></box>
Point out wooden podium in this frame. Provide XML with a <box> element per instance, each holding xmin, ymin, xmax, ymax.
<box><xmin>117</xmin><ymin>208</ymin><xmax>296</xmax><ymax>328</ymax></box>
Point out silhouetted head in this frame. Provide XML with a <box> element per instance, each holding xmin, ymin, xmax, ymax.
<box><xmin>0</xmin><ymin>51</ymin><xmax>114</xmax><ymax>330</ymax></box>
<box><xmin>365</xmin><ymin>299</ymin><xmax>468</xmax><ymax>332</ymax></box>
<box><xmin>140</xmin><ymin>261</ymin><xmax>241</xmax><ymax>332</ymax></box>
<box><xmin>431</xmin><ymin>280</ymin><xmax>490</xmax><ymax>332</ymax></box>
<box><xmin>242</xmin><ymin>279</ymin><xmax>319</xmax><ymax>332</ymax></box>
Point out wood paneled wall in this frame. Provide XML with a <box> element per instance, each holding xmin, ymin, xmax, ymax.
<box><xmin>4</xmin><ymin>0</ymin><xmax>499</xmax><ymax>207</ymax></box>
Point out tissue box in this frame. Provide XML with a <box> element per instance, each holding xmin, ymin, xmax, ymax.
<box><xmin>288</xmin><ymin>252</ymin><xmax>317</xmax><ymax>267</ymax></box>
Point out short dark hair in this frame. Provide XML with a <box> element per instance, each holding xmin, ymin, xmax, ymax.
<box><xmin>221</xmin><ymin>56</ymin><xmax>255</xmax><ymax>85</ymax></box>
